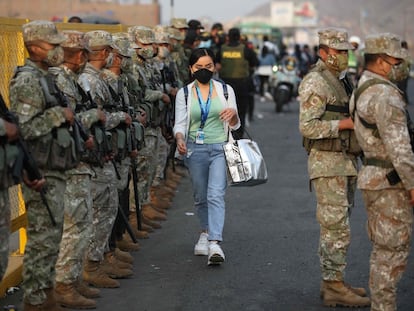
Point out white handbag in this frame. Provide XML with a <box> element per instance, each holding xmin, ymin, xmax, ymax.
<box><xmin>223</xmin><ymin>130</ymin><xmax>268</xmax><ymax>187</ymax></box>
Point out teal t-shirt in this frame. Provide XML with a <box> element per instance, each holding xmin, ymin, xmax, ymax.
<box><xmin>188</xmin><ymin>94</ymin><xmax>226</xmax><ymax>144</ymax></box>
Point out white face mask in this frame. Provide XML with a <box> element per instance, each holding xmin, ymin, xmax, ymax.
<box><xmin>157</xmin><ymin>46</ymin><xmax>170</xmax><ymax>59</ymax></box>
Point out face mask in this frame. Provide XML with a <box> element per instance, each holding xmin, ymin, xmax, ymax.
<box><xmin>138</xmin><ymin>46</ymin><xmax>154</xmax><ymax>59</ymax></box>
<box><xmin>44</xmin><ymin>46</ymin><xmax>64</xmax><ymax>67</ymax></box>
<box><xmin>121</xmin><ymin>58</ymin><xmax>133</xmax><ymax>72</ymax></box>
<box><xmin>325</xmin><ymin>53</ymin><xmax>348</xmax><ymax>73</ymax></box>
<box><xmin>198</xmin><ymin>40</ymin><xmax>212</xmax><ymax>49</ymax></box>
<box><xmin>158</xmin><ymin>46</ymin><xmax>170</xmax><ymax>59</ymax></box>
<box><xmin>193</xmin><ymin>68</ymin><xmax>213</xmax><ymax>84</ymax></box>
<box><xmin>105</xmin><ymin>52</ymin><xmax>114</xmax><ymax>68</ymax></box>
<box><xmin>388</xmin><ymin>61</ymin><xmax>409</xmax><ymax>83</ymax></box>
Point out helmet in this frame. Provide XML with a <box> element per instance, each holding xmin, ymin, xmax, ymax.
<box><xmin>349</xmin><ymin>35</ymin><xmax>361</xmax><ymax>46</ymax></box>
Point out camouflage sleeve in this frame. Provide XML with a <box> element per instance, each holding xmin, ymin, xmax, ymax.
<box><xmin>106</xmin><ymin>111</ymin><xmax>125</xmax><ymax>130</ymax></box>
<box><xmin>9</xmin><ymin>72</ymin><xmax>66</xmax><ymax>140</ymax></box>
<box><xmin>298</xmin><ymin>72</ymin><xmax>340</xmax><ymax>139</ymax></box>
<box><xmin>0</xmin><ymin>118</ymin><xmax>5</xmax><ymax>136</ymax></box>
<box><xmin>144</xmin><ymin>88</ymin><xmax>163</xmax><ymax>102</ymax></box>
<box><xmin>77</xmin><ymin>108</ymin><xmax>100</xmax><ymax>129</ymax></box>
<box><xmin>376</xmin><ymin>92</ymin><xmax>414</xmax><ymax>189</ymax></box>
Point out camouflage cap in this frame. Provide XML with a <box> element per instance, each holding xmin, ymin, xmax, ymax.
<box><xmin>61</xmin><ymin>30</ymin><xmax>85</xmax><ymax>49</ymax></box>
<box><xmin>112</xmin><ymin>35</ymin><xmax>132</xmax><ymax>57</ymax></box>
<box><xmin>112</xmin><ymin>31</ymin><xmax>140</xmax><ymax>49</ymax></box>
<box><xmin>318</xmin><ymin>27</ymin><xmax>354</xmax><ymax>50</ymax></box>
<box><xmin>167</xmin><ymin>27</ymin><xmax>185</xmax><ymax>41</ymax></box>
<box><xmin>153</xmin><ymin>25</ymin><xmax>170</xmax><ymax>44</ymax></box>
<box><xmin>128</xmin><ymin>26</ymin><xmax>155</xmax><ymax>44</ymax></box>
<box><xmin>170</xmin><ymin>18</ymin><xmax>188</xmax><ymax>29</ymax></box>
<box><xmin>84</xmin><ymin>30</ymin><xmax>117</xmax><ymax>51</ymax></box>
<box><xmin>22</xmin><ymin>20</ymin><xmax>66</xmax><ymax>44</ymax></box>
<box><xmin>364</xmin><ymin>33</ymin><xmax>407</xmax><ymax>59</ymax></box>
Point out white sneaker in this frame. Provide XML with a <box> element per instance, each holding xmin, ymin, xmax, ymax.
<box><xmin>194</xmin><ymin>232</ymin><xmax>209</xmax><ymax>256</ymax></box>
<box><xmin>207</xmin><ymin>242</ymin><xmax>225</xmax><ymax>265</ymax></box>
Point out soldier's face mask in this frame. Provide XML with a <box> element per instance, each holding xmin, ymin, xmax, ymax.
<box><xmin>43</xmin><ymin>45</ymin><xmax>64</xmax><ymax>67</ymax></box>
<box><xmin>105</xmin><ymin>52</ymin><xmax>114</xmax><ymax>68</ymax></box>
<box><xmin>157</xmin><ymin>46</ymin><xmax>170</xmax><ymax>59</ymax></box>
<box><xmin>381</xmin><ymin>56</ymin><xmax>406</xmax><ymax>82</ymax></box>
<box><xmin>138</xmin><ymin>46</ymin><xmax>154</xmax><ymax>59</ymax></box>
<box><xmin>121</xmin><ymin>58</ymin><xmax>133</xmax><ymax>72</ymax></box>
<box><xmin>325</xmin><ymin>50</ymin><xmax>348</xmax><ymax>73</ymax></box>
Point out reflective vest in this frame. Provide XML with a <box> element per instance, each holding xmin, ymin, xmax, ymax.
<box><xmin>220</xmin><ymin>44</ymin><xmax>249</xmax><ymax>79</ymax></box>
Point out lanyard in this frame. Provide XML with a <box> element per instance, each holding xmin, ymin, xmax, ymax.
<box><xmin>195</xmin><ymin>80</ymin><xmax>213</xmax><ymax>129</ymax></box>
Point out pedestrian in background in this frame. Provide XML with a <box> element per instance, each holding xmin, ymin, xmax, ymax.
<box><xmin>174</xmin><ymin>48</ymin><xmax>240</xmax><ymax>266</ymax></box>
<box><xmin>257</xmin><ymin>45</ymin><xmax>276</xmax><ymax>102</ymax></box>
<box><xmin>351</xmin><ymin>33</ymin><xmax>414</xmax><ymax>311</ymax></box>
<box><xmin>216</xmin><ymin>27</ymin><xmax>258</xmax><ymax>137</ymax></box>
<box><xmin>299</xmin><ymin>27</ymin><xmax>370</xmax><ymax>308</ymax></box>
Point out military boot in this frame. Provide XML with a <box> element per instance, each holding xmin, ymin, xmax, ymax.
<box><xmin>133</xmin><ymin>228</ymin><xmax>150</xmax><ymax>238</ymax></box>
<box><xmin>23</xmin><ymin>288</ymin><xmax>63</xmax><ymax>311</ymax></box>
<box><xmin>115</xmin><ymin>247</ymin><xmax>134</xmax><ymax>263</ymax></box>
<box><xmin>320</xmin><ymin>280</ymin><xmax>367</xmax><ymax>299</ymax></box>
<box><xmin>164</xmin><ymin>179</ymin><xmax>178</xmax><ymax>189</ymax></box>
<box><xmin>55</xmin><ymin>282</ymin><xmax>96</xmax><ymax>309</ymax></box>
<box><xmin>101</xmin><ymin>252</ymin><xmax>133</xmax><ymax>278</ymax></box>
<box><xmin>150</xmin><ymin>195</ymin><xmax>172</xmax><ymax>210</ymax></box>
<box><xmin>142</xmin><ymin>215</ymin><xmax>162</xmax><ymax>229</ymax></box>
<box><xmin>116</xmin><ymin>238</ymin><xmax>140</xmax><ymax>252</ymax></box>
<box><xmin>75</xmin><ymin>279</ymin><xmax>101</xmax><ymax>299</ymax></box>
<box><xmin>322</xmin><ymin>281</ymin><xmax>371</xmax><ymax>307</ymax></box>
<box><xmin>142</xmin><ymin>204</ymin><xmax>167</xmax><ymax>221</ymax></box>
<box><xmin>82</xmin><ymin>260</ymin><xmax>120</xmax><ymax>288</ymax></box>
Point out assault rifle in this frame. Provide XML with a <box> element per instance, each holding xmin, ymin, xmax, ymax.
<box><xmin>117</xmin><ymin>79</ymin><xmax>143</xmax><ymax>231</ymax></box>
<box><xmin>0</xmin><ymin>94</ymin><xmax>56</xmax><ymax>225</ymax></box>
<box><xmin>160</xmin><ymin>63</ymin><xmax>178</xmax><ymax>172</ymax></box>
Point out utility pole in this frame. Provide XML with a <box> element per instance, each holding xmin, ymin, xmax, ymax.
<box><xmin>170</xmin><ymin>0</ymin><xmax>174</xmax><ymax>20</ymax></box>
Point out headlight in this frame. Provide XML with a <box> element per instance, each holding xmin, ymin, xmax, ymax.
<box><xmin>272</xmin><ymin>65</ymin><xmax>279</xmax><ymax>73</ymax></box>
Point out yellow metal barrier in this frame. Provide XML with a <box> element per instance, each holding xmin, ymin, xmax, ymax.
<box><xmin>0</xmin><ymin>16</ymin><xmax>133</xmax><ymax>297</ymax></box>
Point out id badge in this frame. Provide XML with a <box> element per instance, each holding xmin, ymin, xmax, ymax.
<box><xmin>195</xmin><ymin>129</ymin><xmax>205</xmax><ymax>144</ymax></box>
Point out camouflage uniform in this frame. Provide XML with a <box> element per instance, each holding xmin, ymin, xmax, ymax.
<box><xmin>128</xmin><ymin>26</ymin><xmax>161</xmax><ymax>205</ymax></box>
<box><xmin>0</xmin><ymin>117</ymin><xmax>14</xmax><ymax>281</ymax></box>
<box><xmin>101</xmin><ymin>36</ymin><xmax>134</xmax><ymax>244</ymax></box>
<box><xmin>350</xmin><ymin>33</ymin><xmax>414</xmax><ymax>311</ymax></box>
<box><xmin>299</xmin><ymin>29</ymin><xmax>359</xmax><ymax>283</ymax></box>
<box><xmin>77</xmin><ymin>31</ymin><xmax>126</xmax><ymax>263</ymax></box>
<box><xmin>0</xmin><ymin>187</ymin><xmax>10</xmax><ymax>282</ymax></box>
<box><xmin>51</xmin><ymin>31</ymin><xmax>99</xmax><ymax>286</ymax></box>
<box><xmin>9</xmin><ymin>21</ymin><xmax>69</xmax><ymax>305</ymax></box>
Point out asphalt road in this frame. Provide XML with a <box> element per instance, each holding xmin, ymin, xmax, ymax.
<box><xmin>2</xmin><ymin>79</ymin><xmax>414</xmax><ymax>311</ymax></box>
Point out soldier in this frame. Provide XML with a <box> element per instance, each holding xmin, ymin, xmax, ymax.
<box><xmin>9</xmin><ymin>20</ymin><xmax>77</xmax><ymax>310</ymax></box>
<box><xmin>78</xmin><ymin>30</ymin><xmax>133</xmax><ymax>289</ymax></box>
<box><xmin>298</xmin><ymin>28</ymin><xmax>370</xmax><ymax>308</ymax></box>
<box><xmin>0</xmin><ymin>97</ymin><xmax>45</xmax><ymax>282</ymax></box>
<box><xmin>350</xmin><ymin>33</ymin><xmax>414</xmax><ymax>311</ymax></box>
<box><xmin>0</xmin><ymin>115</ymin><xmax>18</xmax><ymax>282</ymax></box>
<box><xmin>101</xmin><ymin>34</ymin><xmax>140</xmax><ymax>254</ymax></box>
<box><xmin>128</xmin><ymin>25</ymin><xmax>170</xmax><ymax>226</ymax></box>
<box><xmin>50</xmin><ymin>30</ymin><xmax>103</xmax><ymax>309</ymax></box>
<box><xmin>168</xmin><ymin>27</ymin><xmax>189</xmax><ymax>85</ymax></box>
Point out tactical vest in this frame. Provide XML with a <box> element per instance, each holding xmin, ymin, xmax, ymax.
<box><xmin>219</xmin><ymin>44</ymin><xmax>249</xmax><ymax>79</ymax></box>
<box><xmin>353</xmin><ymin>78</ymin><xmax>411</xmax><ymax>185</ymax></box>
<box><xmin>302</xmin><ymin>63</ymin><xmax>361</xmax><ymax>155</ymax></box>
<box><xmin>13</xmin><ymin>66</ymin><xmax>78</xmax><ymax>171</ymax></box>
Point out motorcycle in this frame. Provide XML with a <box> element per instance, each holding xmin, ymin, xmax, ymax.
<box><xmin>269</xmin><ymin>56</ymin><xmax>302</xmax><ymax>113</ymax></box>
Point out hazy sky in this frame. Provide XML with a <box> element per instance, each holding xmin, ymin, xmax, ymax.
<box><xmin>155</xmin><ymin>0</ymin><xmax>271</xmax><ymax>24</ymax></box>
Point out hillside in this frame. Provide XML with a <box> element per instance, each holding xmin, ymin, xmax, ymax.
<box><xmin>249</xmin><ymin>0</ymin><xmax>414</xmax><ymax>43</ymax></box>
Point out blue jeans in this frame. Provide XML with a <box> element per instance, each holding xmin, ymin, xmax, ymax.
<box><xmin>184</xmin><ymin>141</ymin><xmax>227</xmax><ymax>241</ymax></box>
